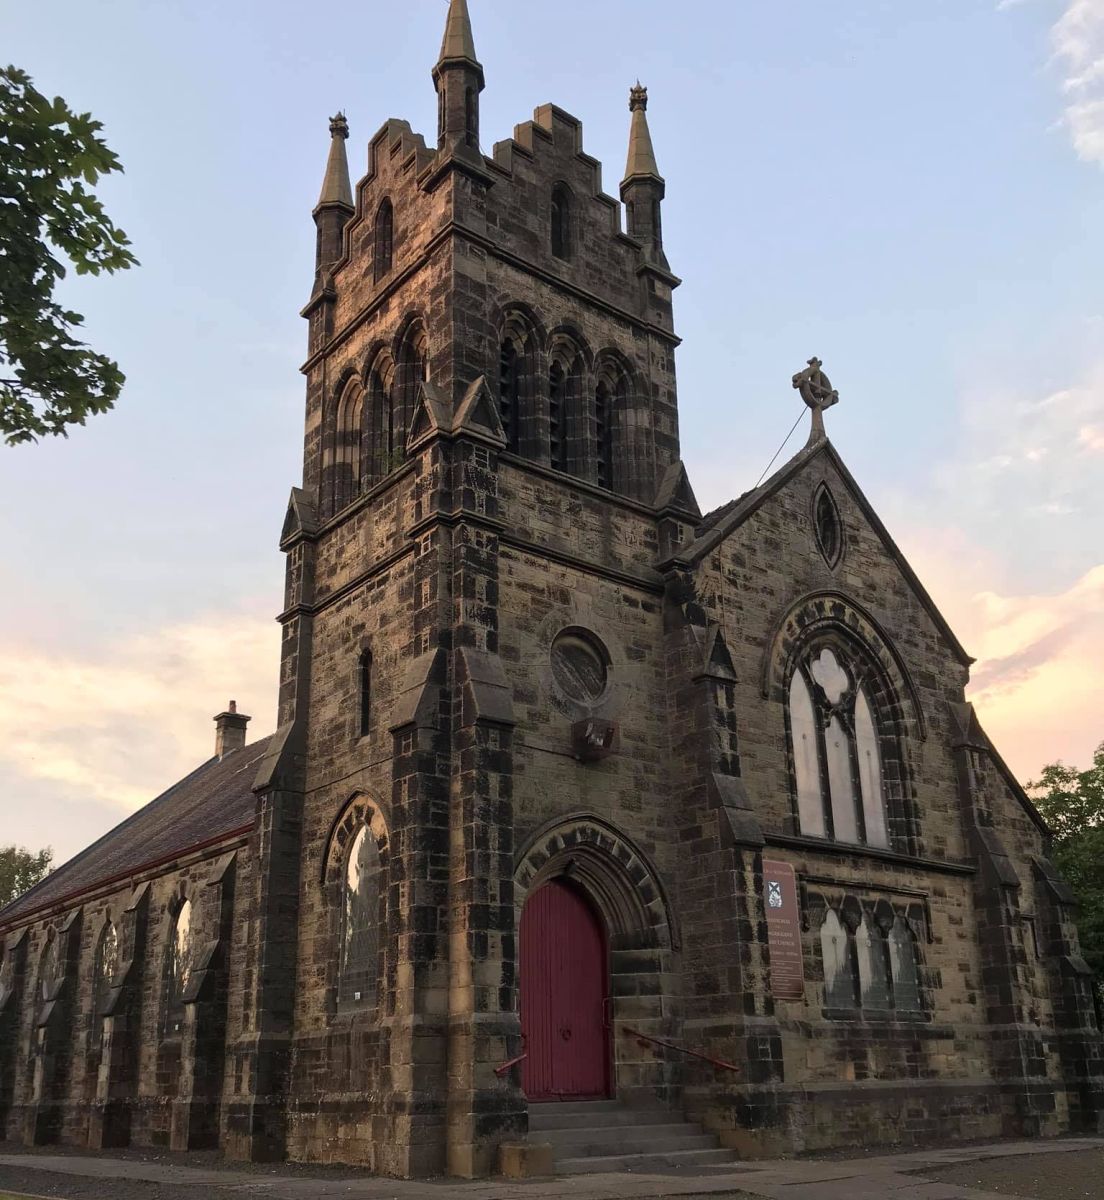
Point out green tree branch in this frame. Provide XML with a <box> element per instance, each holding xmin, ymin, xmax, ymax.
<box><xmin>0</xmin><ymin>65</ymin><xmax>138</xmax><ymax>445</ymax></box>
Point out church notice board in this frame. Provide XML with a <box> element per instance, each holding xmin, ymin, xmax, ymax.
<box><xmin>762</xmin><ymin>860</ymin><xmax>804</xmax><ymax>1000</ymax></box>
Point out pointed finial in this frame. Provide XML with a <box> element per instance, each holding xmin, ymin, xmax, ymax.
<box><xmin>438</xmin><ymin>0</ymin><xmax>480</xmax><ymax>69</ymax></box>
<box><xmin>623</xmin><ymin>82</ymin><xmax>663</xmax><ymax>185</ymax></box>
<box><xmin>317</xmin><ymin>112</ymin><xmax>353</xmax><ymax>210</ymax></box>
<box><xmin>792</xmin><ymin>357</ymin><xmax>840</xmax><ymax>442</ymax></box>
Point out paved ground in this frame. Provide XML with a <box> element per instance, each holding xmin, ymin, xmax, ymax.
<box><xmin>915</xmin><ymin>1148</ymin><xmax>1104</xmax><ymax>1199</ymax></box>
<box><xmin>0</xmin><ymin>1137</ymin><xmax>1102</xmax><ymax>1200</ymax></box>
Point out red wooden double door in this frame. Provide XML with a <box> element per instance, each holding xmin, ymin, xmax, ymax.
<box><xmin>519</xmin><ymin>879</ymin><xmax>611</xmax><ymax>1100</ymax></box>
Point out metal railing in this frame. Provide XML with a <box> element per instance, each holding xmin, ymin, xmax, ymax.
<box><xmin>494</xmin><ymin>1052</ymin><xmax>528</xmax><ymax>1078</ymax></box>
<box><xmin>622</xmin><ymin>1026</ymin><xmax>741</xmax><ymax>1075</ymax></box>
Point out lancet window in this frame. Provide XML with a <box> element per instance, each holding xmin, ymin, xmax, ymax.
<box><xmin>551</xmin><ymin>185</ymin><xmax>571</xmax><ymax>260</ymax></box>
<box><xmin>91</xmin><ymin>920</ymin><xmax>119</xmax><ymax>1050</ymax></box>
<box><xmin>818</xmin><ymin>903</ymin><xmax>923</xmax><ymax>1015</ymax></box>
<box><xmin>358</xmin><ymin>649</ymin><xmax>372</xmax><ymax>738</ymax></box>
<box><xmin>788</xmin><ymin>645</ymin><xmax>891</xmax><ymax>848</ymax></box>
<box><xmin>164</xmin><ymin>899</ymin><xmax>194</xmax><ymax>1037</ymax></box>
<box><xmin>374</xmin><ymin>199</ymin><xmax>393</xmax><ymax>282</ymax></box>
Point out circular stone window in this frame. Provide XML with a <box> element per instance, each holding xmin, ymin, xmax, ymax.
<box><xmin>551</xmin><ymin>629</ymin><xmax>609</xmax><ymax>705</ymax></box>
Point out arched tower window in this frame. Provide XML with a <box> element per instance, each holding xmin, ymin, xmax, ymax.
<box><xmin>341</xmin><ymin>826</ymin><xmax>382</xmax><ymax>1007</ymax></box>
<box><xmin>374</xmin><ymin>199</ymin><xmax>394</xmax><ymax>282</ymax></box>
<box><xmin>333</xmin><ymin>378</ymin><xmax>364</xmax><ymax>513</ymax></box>
<box><xmin>787</xmin><ymin>645</ymin><xmax>891</xmax><ymax>849</ymax></box>
<box><xmin>358</xmin><ymin>648</ymin><xmax>372</xmax><ymax>738</ymax></box>
<box><xmin>595</xmin><ymin>380</ymin><xmax>612</xmax><ymax>490</ymax></box>
<box><xmin>499</xmin><ymin>338</ymin><xmax>521</xmax><ymax>454</ymax></box>
<box><xmin>395</xmin><ymin>322</ymin><xmax>428</xmax><ymax>460</ymax></box>
<box><xmin>626</xmin><ymin>200</ymin><xmax>636</xmax><ymax>235</ymax></box>
<box><xmin>593</xmin><ymin>364</ymin><xmax>631</xmax><ymax>493</ymax></box>
<box><xmin>551</xmin><ymin>185</ymin><xmax>571</xmax><ymax>260</ymax></box>
<box><xmin>548</xmin><ymin>360</ymin><xmax>566</xmax><ymax>471</ymax></box>
<box><xmin>365</xmin><ymin>352</ymin><xmax>395</xmax><ymax>486</ymax></box>
<box><xmin>499</xmin><ymin>310</ymin><xmax>540</xmax><ymax>459</ymax></box>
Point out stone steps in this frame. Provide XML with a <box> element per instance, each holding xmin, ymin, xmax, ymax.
<box><xmin>529</xmin><ymin>1099</ymin><xmax>737</xmax><ymax>1176</ymax></box>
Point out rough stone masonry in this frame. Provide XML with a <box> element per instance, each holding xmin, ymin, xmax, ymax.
<box><xmin>1</xmin><ymin>0</ymin><xmax>1101</xmax><ymax>1181</ymax></box>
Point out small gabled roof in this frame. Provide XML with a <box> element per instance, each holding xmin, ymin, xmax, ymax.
<box><xmin>0</xmin><ymin>737</ymin><xmax>271</xmax><ymax>930</ymax></box>
<box><xmin>671</xmin><ymin>437</ymin><xmax>974</xmax><ymax>669</ymax></box>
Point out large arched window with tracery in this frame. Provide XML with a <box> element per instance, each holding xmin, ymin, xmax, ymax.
<box><xmin>340</xmin><ymin>825</ymin><xmax>382</xmax><ymax>1007</ymax></box>
<box><xmin>788</xmin><ymin>644</ymin><xmax>891</xmax><ymax>848</ymax></box>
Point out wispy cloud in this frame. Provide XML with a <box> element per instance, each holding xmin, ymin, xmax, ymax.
<box><xmin>901</xmin><ymin>532</ymin><xmax>1104</xmax><ymax>778</ymax></box>
<box><xmin>0</xmin><ymin>609</ymin><xmax>277</xmax><ymax>819</ymax></box>
<box><xmin>1050</xmin><ymin>0</ymin><xmax>1104</xmax><ymax>163</ymax></box>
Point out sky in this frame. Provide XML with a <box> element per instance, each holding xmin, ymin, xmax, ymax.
<box><xmin>2</xmin><ymin>0</ymin><xmax>1102</xmax><ymax>867</ymax></box>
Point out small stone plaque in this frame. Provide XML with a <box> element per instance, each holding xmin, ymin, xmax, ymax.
<box><xmin>762</xmin><ymin>859</ymin><xmax>805</xmax><ymax>1001</ymax></box>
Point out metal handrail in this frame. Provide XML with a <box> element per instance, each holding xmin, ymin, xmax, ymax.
<box><xmin>494</xmin><ymin>1052</ymin><xmax>528</xmax><ymax>1078</ymax></box>
<box><xmin>622</xmin><ymin>1026</ymin><xmax>741</xmax><ymax>1075</ymax></box>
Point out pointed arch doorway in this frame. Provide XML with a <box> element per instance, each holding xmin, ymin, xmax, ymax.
<box><xmin>519</xmin><ymin>879</ymin><xmax>611</xmax><ymax>1100</ymax></box>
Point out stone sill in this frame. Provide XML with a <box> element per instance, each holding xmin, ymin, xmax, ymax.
<box><xmin>766</xmin><ymin>833</ymin><xmax>977</xmax><ymax>877</ymax></box>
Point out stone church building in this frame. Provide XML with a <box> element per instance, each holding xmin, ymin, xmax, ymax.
<box><xmin>1</xmin><ymin>0</ymin><xmax>1101</xmax><ymax>1179</ymax></box>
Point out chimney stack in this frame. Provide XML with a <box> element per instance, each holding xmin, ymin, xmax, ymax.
<box><xmin>213</xmin><ymin>700</ymin><xmax>250</xmax><ymax>760</ymax></box>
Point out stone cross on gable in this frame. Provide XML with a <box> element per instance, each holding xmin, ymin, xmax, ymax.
<box><xmin>792</xmin><ymin>357</ymin><xmax>839</xmax><ymax>441</ymax></box>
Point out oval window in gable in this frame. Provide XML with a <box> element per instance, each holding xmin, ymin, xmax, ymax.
<box><xmin>814</xmin><ymin>486</ymin><xmax>843</xmax><ymax>567</ymax></box>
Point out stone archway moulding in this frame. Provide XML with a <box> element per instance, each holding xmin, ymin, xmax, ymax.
<box><xmin>759</xmin><ymin>589</ymin><xmax>927</xmax><ymax>740</ymax></box>
<box><xmin>320</xmin><ymin>792</ymin><xmax>391</xmax><ymax>887</ymax></box>
<box><xmin>514</xmin><ymin>813</ymin><xmax>679</xmax><ymax>951</ymax></box>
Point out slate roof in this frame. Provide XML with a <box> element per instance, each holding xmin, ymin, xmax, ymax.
<box><xmin>0</xmin><ymin>736</ymin><xmax>271</xmax><ymax>929</ymax></box>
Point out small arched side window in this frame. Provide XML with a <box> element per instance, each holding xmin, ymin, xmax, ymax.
<box><xmin>170</xmin><ymin>900</ymin><xmax>193</xmax><ymax>998</ymax></box>
<box><xmin>91</xmin><ymin>921</ymin><xmax>119</xmax><ymax>1049</ymax></box>
<box><xmin>814</xmin><ymin>485</ymin><xmax>843</xmax><ymax>566</ymax></box>
<box><xmin>788</xmin><ymin>645</ymin><xmax>891</xmax><ymax>849</ymax></box>
<box><xmin>358</xmin><ymin>649</ymin><xmax>372</xmax><ymax>738</ymax></box>
<box><xmin>341</xmin><ymin>826</ymin><xmax>382</xmax><ymax>1007</ymax></box>
<box><xmin>38</xmin><ymin>930</ymin><xmax>62</xmax><ymax>1003</ymax></box>
<box><xmin>374</xmin><ymin>199</ymin><xmax>394</xmax><ymax>283</ymax></box>
<box><xmin>164</xmin><ymin>899</ymin><xmax>194</xmax><ymax>1036</ymax></box>
<box><xmin>551</xmin><ymin>185</ymin><xmax>571</xmax><ymax>260</ymax></box>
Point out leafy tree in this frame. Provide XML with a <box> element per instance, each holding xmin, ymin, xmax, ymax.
<box><xmin>0</xmin><ymin>844</ymin><xmax>53</xmax><ymax>909</ymax></box>
<box><xmin>1028</xmin><ymin>742</ymin><xmax>1104</xmax><ymax>987</ymax></box>
<box><xmin>0</xmin><ymin>65</ymin><xmax>137</xmax><ymax>446</ymax></box>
